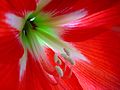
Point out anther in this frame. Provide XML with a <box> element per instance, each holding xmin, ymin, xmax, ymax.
<box><xmin>54</xmin><ymin>54</ymin><xmax>62</xmax><ymax>65</ymax></box>
<box><xmin>61</xmin><ymin>54</ymin><xmax>75</xmax><ymax>65</ymax></box>
<box><xmin>61</xmin><ymin>53</ymin><xmax>67</xmax><ymax>58</ymax></box>
<box><xmin>66</xmin><ymin>57</ymin><xmax>75</xmax><ymax>65</ymax></box>
<box><xmin>55</xmin><ymin>66</ymin><xmax>64</xmax><ymax>77</ymax></box>
<box><xmin>63</xmin><ymin>48</ymin><xmax>70</xmax><ymax>56</ymax></box>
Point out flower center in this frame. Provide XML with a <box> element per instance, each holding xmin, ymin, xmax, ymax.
<box><xmin>19</xmin><ymin>13</ymin><xmax>76</xmax><ymax>79</ymax></box>
<box><xmin>19</xmin><ymin>11</ymin><xmax>88</xmax><ymax>82</ymax></box>
<box><xmin>22</xmin><ymin>18</ymin><xmax>35</xmax><ymax>36</ymax></box>
<box><xmin>5</xmin><ymin>1</ymin><xmax>88</xmax><ymax>83</ymax></box>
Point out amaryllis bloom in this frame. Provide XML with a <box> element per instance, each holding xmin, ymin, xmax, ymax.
<box><xmin>0</xmin><ymin>0</ymin><xmax>120</xmax><ymax>90</ymax></box>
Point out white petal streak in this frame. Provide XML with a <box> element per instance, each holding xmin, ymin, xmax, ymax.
<box><xmin>5</xmin><ymin>13</ymin><xmax>24</xmax><ymax>30</ymax></box>
<box><xmin>19</xmin><ymin>50</ymin><xmax>27</xmax><ymax>81</ymax></box>
<box><xmin>70</xmin><ymin>51</ymin><xmax>89</xmax><ymax>63</ymax></box>
<box><xmin>50</xmin><ymin>9</ymin><xmax>87</xmax><ymax>26</ymax></box>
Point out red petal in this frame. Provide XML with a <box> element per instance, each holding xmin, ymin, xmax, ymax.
<box><xmin>0</xmin><ymin>62</ymin><xmax>19</xmax><ymax>90</ymax></box>
<box><xmin>73</xmin><ymin>31</ymin><xmax>120</xmax><ymax>89</ymax></box>
<box><xmin>43</xmin><ymin>0</ymin><xmax>119</xmax><ymax>16</ymax></box>
<box><xmin>62</xmin><ymin>27</ymin><xmax>108</xmax><ymax>42</ymax></box>
<box><xmin>0</xmin><ymin>9</ymin><xmax>23</xmax><ymax>63</ymax></box>
<box><xmin>0</xmin><ymin>0</ymin><xmax>11</xmax><ymax>11</ymax></box>
<box><xmin>61</xmin><ymin>4</ymin><xmax>120</xmax><ymax>42</ymax></box>
<box><xmin>0</xmin><ymin>0</ymin><xmax>37</xmax><ymax>17</ymax></box>
<box><xmin>42</xmin><ymin>0</ymin><xmax>81</xmax><ymax>16</ymax></box>
<box><xmin>19</xmin><ymin>53</ymin><xmax>52</xmax><ymax>90</ymax></box>
<box><xmin>82</xmin><ymin>0</ymin><xmax>120</xmax><ymax>15</ymax></box>
<box><xmin>52</xmin><ymin>73</ymin><xmax>83</xmax><ymax>90</ymax></box>
<box><xmin>0</xmin><ymin>21</ymin><xmax>23</xmax><ymax>63</ymax></box>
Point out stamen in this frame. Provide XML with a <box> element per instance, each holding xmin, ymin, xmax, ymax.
<box><xmin>61</xmin><ymin>54</ymin><xmax>75</xmax><ymax>65</ymax></box>
<box><xmin>55</xmin><ymin>66</ymin><xmax>64</xmax><ymax>77</ymax></box>
<box><xmin>54</xmin><ymin>54</ymin><xmax>62</xmax><ymax>65</ymax></box>
<box><xmin>61</xmin><ymin>53</ymin><xmax>67</xmax><ymax>58</ymax></box>
<box><xmin>66</xmin><ymin>57</ymin><xmax>75</xmax><ymax>65</ymax></box>
<box><xmin>63</xmin><ymin>48</ymin><xmax>70</xmax><ymax>56</ymax></box>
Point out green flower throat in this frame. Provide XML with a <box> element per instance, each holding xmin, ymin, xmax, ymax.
<box><xmin>19</xmin><ymin>12</ymin><xmax>79</xmax><ymax>80</ymax></box>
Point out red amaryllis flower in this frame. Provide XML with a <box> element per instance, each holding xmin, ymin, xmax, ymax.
<box><xmin>0</xmin><ymin>0</ymin><xmax>120</xmax><ymax>90</ymax></box>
